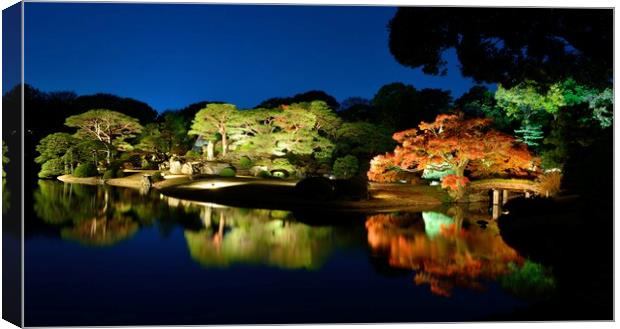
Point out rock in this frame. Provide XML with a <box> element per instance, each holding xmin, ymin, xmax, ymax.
<box><xmin>181</xmin><ymin>163</ymin><xmax>194</xmax><ymax>175</ymax></box>
<box><xmin>250</xmin><ymin>165</ymin><xmax>269</xmax><ymax>177</ymax></box>
<box><xmin>200</xmin><ymin>162</ymin><xmax>232</xmax><ymax>175</ymax></box>
<box><xmin>169</xmin><ymin>159</ymin><xmax>182</xmax><ymax>175</ymax></box>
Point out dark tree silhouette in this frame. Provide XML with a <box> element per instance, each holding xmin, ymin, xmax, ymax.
<box><xmin>73</xmin><ymin>93</ymin><xmax>157</xmax><ymax>124</ymax></box>
<box><xmin>388</xmin><ymin>7</ymin><xmax>612</xmax><ymax>88</ymax></box>
<box><xmin>255</xmin><ymin>90</ymin><xmax>340</xmax><ymax>110</ymax></box>
<box><xmin>371</xmin><ymin>82</ymin><xmax>453</xmax><ymax>130</ymax></box>
<box><xmin>170</xmin><ymin>100</ymin><xmax>226</xmax><ymax>122</ymax></box>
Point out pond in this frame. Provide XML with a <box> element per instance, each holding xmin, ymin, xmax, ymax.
<box><xmin>22</xmin><ymin>180</ymin><xmax>594</xmax><ymax>325</ymax></box>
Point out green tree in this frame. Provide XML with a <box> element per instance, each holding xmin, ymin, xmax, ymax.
<box><xmin>333</xmin><ymin>155</ymin><xmax>359</xmax><ymax>179</ymax></box>
<box><xmin>35</xmin><ymin>133</ymin><xmax>78</xmax><ymax>164</ymax></box>
<box><xmin>189</xmin><ymin>103</ymin><xmax>238</xmax><ymax>158</ymax></box>
<box><xmin>2</xmin><ymin>141</ymin><xmax>8</xmax><ymax>178</ymax></box>
<box><xmin>65</xmin><ymin>109</ymin><xmax>143</xmax><ymax>164</ymax></box>
<box><xmin>456</xmin><ymin>85</ymin><xmax>513</xmax><ymax>132</ymax></box>
<box><xmin>335</xmin><ymin>122</ymin><xmax>395</xmax><ymax>161</ymax></box>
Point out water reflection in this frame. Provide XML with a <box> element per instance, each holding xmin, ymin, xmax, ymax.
<box><xmin>31</xmin><ymin>180</ymin><xmax>202</xmax><ymax>246</ymax></box>
<box><xmin>31</xmin><ymin>181</ymin><xmax>554</xmax><ymax>299</ymax></box>
<box><xmin>365</xmin><ymin>206</ymin><xmax>525</xmax><ymax>297</ymax></box>
<box><xmin>31</xmin><ymin>181</ymin><xmax>346</xmax><ymax>269</ymax></box>
<box><xmin>184</xmin><ymin>206</ymin><xmax>337</xmax><ymax>269</ymax></box>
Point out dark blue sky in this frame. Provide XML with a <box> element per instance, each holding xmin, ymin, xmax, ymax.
<box><xmin>25</xmin><ymin>3</ymin><xmax>478</xmax><ymax>111</ymax></box>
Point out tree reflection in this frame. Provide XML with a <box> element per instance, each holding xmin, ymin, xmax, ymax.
<box><xmin>184</xmin><ymin>206</ymin><xmax>336</xmax><ymax>270</ymax></box>
<box><xmin>60</xmin><ymin>216</ymin><xmax>139</xmax><ymax>247</ymax></box>
<box><xmin>365</xmin><ymin>206</ymin><xmax>525</xmax><ymax>297</ymax></box>
<box><xmin>31</xmin><ymin>180</ymin><xmax>203</xmax><ymax>246</ymax></box>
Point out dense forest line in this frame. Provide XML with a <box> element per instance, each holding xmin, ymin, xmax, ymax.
<box><xmin>2</xmin><ymin>75</ymin><xmax>612</xmax><ymax>203</ymax></box>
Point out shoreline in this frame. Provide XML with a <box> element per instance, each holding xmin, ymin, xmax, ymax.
<box><xmin>56</xmin><ymin>173</ymin><xmax>497</xmax><ymax>213</ymax></box>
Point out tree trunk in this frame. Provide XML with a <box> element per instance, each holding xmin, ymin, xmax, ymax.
<box><xmin>206</xmin><ymin>141</ymin><xmax>214</xmax><ymax>161</ymax></box>
<box><xmin>220</xmin><ymin>128</ymin><xmax>227</xmax><ymax>157</ymax></box>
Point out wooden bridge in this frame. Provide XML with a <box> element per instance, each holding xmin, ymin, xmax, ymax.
<box><xmin>469</xmin><ymin>179</ymin><xmax>542</xmax><ymax>219</ymax></box>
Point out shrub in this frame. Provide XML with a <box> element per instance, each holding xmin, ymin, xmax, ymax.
<box><xmin>536</xmin><ymin>170</ymin><xmax>562</xmax><ymax>197</ymax></box>
<box><xmin>38</xmin><ymin>158</ymin><xmax>66</xmax><ymax>178</ymax></box>
<box><xmin>185</xmin><ymin>150</ymin><xmax>200</xmax><ymax>158</ymax></box>
<box><xmin>116</xmin><ymin>168</ymin><xmax>125</xmax><ymax>178</ymax></box>
<box><xmin>74</xmin><ymin>162</ymin><xmax>98</xmax><ymax>178</ymax></box>
<box><xmin>272</xmin><ymin>158</ymin><xmax>296</xmax><ymax>174</ymax></box>
<box><xmin>151</xmin><ymin>172</ymin><xmax>164</xmax><ymax>182</ymax></box>
<box><xmin>121</xmin><ymin>154</ymin><xmax>142</xmax><ymax>169</ymax></box>
<box><xmin>141</xmin><ymin>158</ymin><xmax>151</xmax><ymax>169</ymax></box>
<box><xmin>333</xmin><ymin>155</ymin><xmax>359</xmax><ymax>179</ymax></box>
<box><xmin>295</xmin><ymin>177</ymin><xmax>336</xmax><ymax>201</ymax></box>
<box><xmin>501</xmin><ymin>261</ymin><xmax>556</xmax><ymax>300</ymax></box>
<box><xmin>258</xmin><ymin>170</ymin><xmax>272</xmax><ymax>178</ymax></box>
<box><xmin>103</xmin><ymin>169</ymin><xmax>115</xmax><ymax>179</ymax></box>
<box><xmin>238</xmin><ymin>156</ymin><xmax>253</xmax><ymax>169</ymax></box>
<box><xmin>440</xmin><ymin>174</ymin><xmax>470</xmax><ymax>200</ymax></box>
<box><xmin>219</xmin><ymin>167</ymin><xmax>236</xmax><ymax>177</ymax></box>
<box><xmin>334</xmin><ymin>176</ymin><xmax>369</xmax><ymax>200</ymax></box>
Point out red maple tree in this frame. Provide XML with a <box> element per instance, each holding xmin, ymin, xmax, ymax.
<box><xmin>367</xmin><ymin>114</ymin><xmax>539</xmax><ymax>195</ymax></box>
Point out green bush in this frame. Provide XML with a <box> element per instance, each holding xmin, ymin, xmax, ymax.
<box><xmin>103</xmin><ymin>169</ymin><xmax>115</xmax><ymax>179</ymax></box>
<box><xmin>185</xmin><ymin>150</ymin><xmax>201</xmax><ymax>158</ymax></box>
<box><xmin>151</xmin><ymin>172</ymin><xmax>164</xmax><ymax>182</ymax></box>
<box><xmin>258</xmin><ymin>170</ymin><xmax>272</xmax><ymax>178</ymax></box>
<box><xmin>38</xmin><ymin>158</ymin><xmax>66</xmax><ymax>178</ymax></box>
<box><xmin>238</xmin><ymin>156</ymin><xmax>253</xmax><ymax>169</ymax></box>
<box><xmin>116</xmin><ymin>168</ymin><xmax>125</xmax><ymax>178</ymax></box>
<box><xmin>219</xmin><ymin>167</ymin><xmax>236</xmax><ymax>177</ymax></box>
<box><xmin>74</xmin><ymin>162</ymin><xmax>98</xmax><ymax>178</ymax></box>
<box><xmin>333</xmin><ymin>155</ymin><xmax>359</xmax><ymax>179</ymax></box>
<box><xmin>272</xmin><ymin>158</ymin><xmax>296</xmax><ymax>173</ymax></box>
<box><xmin>501</xmin><ymin>261</ymin><xmax>556</xmax><ymax>300</ymax></box>
<box><xmin>121</xmin><ymin>154</ymin><xmax>142</xmax><ymax>168</ymax></box>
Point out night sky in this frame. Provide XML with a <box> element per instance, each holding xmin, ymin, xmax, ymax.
<box><xmin>25</xmin><ymin>3</ymin><xmax>479</xmax><ymax>111</ymax></box>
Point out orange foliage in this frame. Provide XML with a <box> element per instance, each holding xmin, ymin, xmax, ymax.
<box><xmin>365</xmin><ymin>212</ymin><xmax>523</xmax><ymax>297</ymax></box>
<box><xmin>367</xmin><ymin>114</ymin><xmax>539</xmax><ymax>183</ymax></box>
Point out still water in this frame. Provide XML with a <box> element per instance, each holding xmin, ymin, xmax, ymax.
<box><xmin>24</xmin><ymin>181</ymin><xmax>556</xmax><ymax>326</ymax></box>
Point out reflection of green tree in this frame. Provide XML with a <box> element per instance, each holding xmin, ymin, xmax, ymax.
<box><xmin>2</xmin><ymin>179</ymin><xmax>9</xmax><ymax>215</ymax></box>
<box><xmin>60</xmin><ymin>216</ymin><xmax>139</xmax><ymax>247</ymax></box>
<box><xmin>33</xmin><ymin>180</ymin><xmax>102</xmax><ymax>224</ymax></box>
<box><xmin>185</xmin><ymin>207</ymin><xmax>335</xmax><ymax>270</ymax></box>
<box><xmin>501</xmin><ymin>260</ymin><xmax>556</xmax><ymax>300</ymax></box>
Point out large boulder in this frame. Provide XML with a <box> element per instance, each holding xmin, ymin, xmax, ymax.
<box><xmin>181</xmin><ymin>162</ymin><xmax>201</xmax><ymax>175</ymax></box>
<box><xmin>250</xmin><ymin>165</ymin><xmax>269</xmax><ymax>177</ymax></box>
<box><xmin>200</xmin><ymin>162</ymin><xmax>233</xmax><ymax>175</ymax></box>
<box><xmin>181</xmin><ymin>163</ymin><xmax>194</xmax><ymax>175</ymax></box>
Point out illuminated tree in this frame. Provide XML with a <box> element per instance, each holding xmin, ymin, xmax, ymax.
<box><xmin>65</xmin><ymin>109</ymin><xmax>143</xmax><ymax>164</ymax></box>
<box><xmin>2</xmin><ymin>140</ymin><xmax>8</xmax><ymax>178</ymax></box>
<box><xmin>228</xmin><ymin>103</ymin><xmax>335</xmax><ymax>164</ymax></box>
<box><xmin>368</xmin><ymin>114</ymin><xmax>538</xmax><ymax>198</ymax></box>
<box><xmin>188</xmin><ymin>103</ymin><xmax>238</xmax><ymax>158</ymax></box>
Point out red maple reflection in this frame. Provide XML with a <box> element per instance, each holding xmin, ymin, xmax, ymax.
<box><xmin>365</xmin><ymin>210</ymin><xmax>523</xmax><ymax>297</ymax></box>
